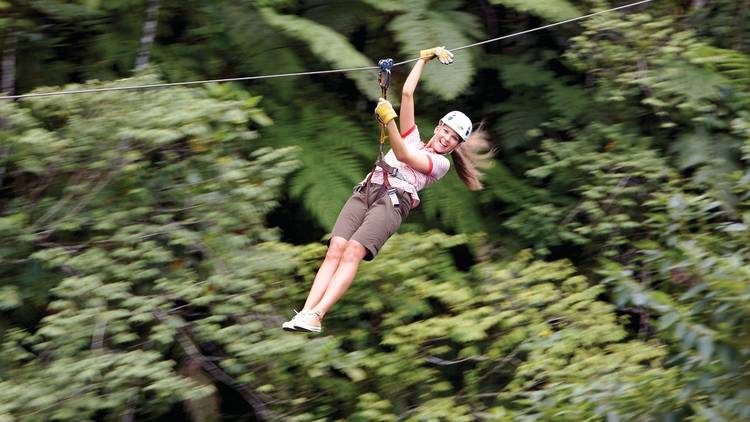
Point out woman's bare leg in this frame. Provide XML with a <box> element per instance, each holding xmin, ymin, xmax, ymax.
<box><xmin>311</xmin><ymin>239</ymin><xmax>367</xmax><ymax>319</ymax></box>
<box><xmin>301</xmin><ymin>236</ymin><xmax>348</xmax><ymax>311</ymax></box>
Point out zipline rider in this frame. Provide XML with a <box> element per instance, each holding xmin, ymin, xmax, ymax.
<box><xmin>283</xmin><ymin>45</ymin><xmax>491</xmax><ymax>333</ymax></box>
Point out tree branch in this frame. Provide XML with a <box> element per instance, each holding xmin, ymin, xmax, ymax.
<box><xmin>423</xmin><ymin>354</ymin><xmax>487</xmax><ymax>366</ymax></box>
<box><xmin>152</xmin><ymin>309</ymin><xmax>275</xmax><ymax>421</ymax></box>
<box><xmin>92</xmin><ymin>319</ymin><xmax>107</xmax><ymax>352</ymax></box>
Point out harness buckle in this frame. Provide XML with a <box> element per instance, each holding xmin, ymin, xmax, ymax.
<box><xmin>387</xmin><ymin>188</ymin><xmax>400</xmax><ymax>207</ymax></box>
<box><xmin>376</xmin><ymin>159</ymin><xmax>399</xmax><ymax>179</ymax></box>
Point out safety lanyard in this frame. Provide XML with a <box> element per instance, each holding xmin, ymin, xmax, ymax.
<box><xmin>364</xmin><ymin>59</ymin><xmax>400</xmax><ymax>208</ymax></box>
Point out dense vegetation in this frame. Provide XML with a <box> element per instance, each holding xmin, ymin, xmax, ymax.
<box><xmin>1</xmin><ymin>0</ymin><xmax>748</xmax><ymax>420</ymax></box>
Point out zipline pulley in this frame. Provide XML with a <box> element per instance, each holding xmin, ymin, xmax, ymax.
<box><xmin>378</xmin><ymin>58</ymin><xmax>394</xmax><ymax>98</ymax></box>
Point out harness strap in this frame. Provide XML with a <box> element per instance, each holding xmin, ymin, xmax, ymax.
<box><xmin>375</xmin><ymin>159</ymin><xmax>411</xmax><ymax>183</ymax></box>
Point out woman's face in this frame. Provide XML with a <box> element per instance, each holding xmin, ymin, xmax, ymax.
<box><xmin>429</xmin><ymin>123</ymin><xmax>462</xmax><ymax>154</ymax></box>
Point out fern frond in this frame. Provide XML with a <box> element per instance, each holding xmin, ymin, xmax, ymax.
<box><xmin>687</xmin><ymin>45</ymin><xmax>750</xmax><ymax>89</ymax></box>
<box><xmin>360</xmin><ymin>0</ymin><xmax>407</xmax><ymax>12</ymax></box>
<box><xmin>419</xmin><ymin>170</ymin><xmax>485</xmax><ymax>234</ymax></box>
<box><xmin>645</xmin><ymin>63</ymin><xmax>730</xmax><ymax>103</ymax></box>
<box><xmin>494</xmin><ymin>97</ymin><xmax>550</xmax><ymax>150</ymax></box>
<box><xmin>491</xmin><ymin>57</ymin><xmax>590</xmax><ymax>148</ymax></box>
<box><xmin>388</xmin><ymin>0</ymin><xmax>482</xmax><ymax>100</ymax></box>
<box><xmin>669</xmin><ymin>131</ymin><xmax>740</xmax><ymax>177</ymax></box>
<box><xmin>259</xmin><ymin>8</ymin><xmax>381</xmax><ymax>100</ymax></box>
<box><xmin>489</xmin><ymin>0</ymin><xmax>581</xmax><ymax>21</ymax></box>
<box><xmin>261</xmin><ymin>102</ymin><xmax>375</xmax><ymax>228</ymax></box>
<box><xmin>480</xmin><ymin>161</ymin><xmax>538</xmax><ymax>207</ymax></box>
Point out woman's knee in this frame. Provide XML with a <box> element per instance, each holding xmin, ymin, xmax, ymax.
<box><xmin>342</xmin><ymin>240</ymin><xmax>367</xmax><ymax>262</ymax></box>
<box><xmin>326</xmin><ymin>236</ymin><xmax>348</xmax><ymax>260</ymax></box>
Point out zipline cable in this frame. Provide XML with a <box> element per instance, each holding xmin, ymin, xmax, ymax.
<box><xmin>0</xmin><ymin>0</ymin><xmax>652</xmax><ymax>101</ymax></box>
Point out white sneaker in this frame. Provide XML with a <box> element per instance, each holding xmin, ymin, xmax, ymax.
<box><xmin>282</xmin><ymin>310</ymin><xmax>322</xmax><ymax>333</ymax></box>
<box><xmin>293</xmin><ymin>310</ymin><xmax>322</xmax><ymax>333</ymax></box>
<box><xmin>282</xmin><ymin>310</ymin><xmax>302</xmax><ymax>332</ymax></box>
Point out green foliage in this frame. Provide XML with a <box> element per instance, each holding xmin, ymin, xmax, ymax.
<box><xmin>497</xmin><ymin>7</ymin><xmax>750</xmax><ymax>420</ymax></box>
<box><xmin>325</xmin><ymin>242</ymin><xmax>680</xmax><ymax>420</ymax></box>
<box><xmin>190</xmin><ymin>232</ymin><xmax>685</xmax><ymax>421</ymax></box>
<box><xmin>489</xmin><ymin>0</ymin><xmax>580</xmax><ymax>21</ymax></box>
<box><xmin>360</xmin><ymin>0</ymin><xmax>407</xmax><ymax>12</ymax></box>
<box><xmin>490</xmin><ymin>56</ymin><xmax>591</xmax><ymax>151</ymax></box>
<box><xmin>260</xmin><ymin>100</ymin><xmax>374</xmax><ymax>229</ymax></box>
<box><xmin>259</xmin><ymin>8</ymin><xmax>381</xmax><ymax>100</ymax></box>
<box><xmin>3</xmin><ymin>0</ymin><xmax>750</xmax><ymax>420</ymax></box>
<box><xmin>0</xmin><ymin>75</ymin><xmax>300</xmax><ymax>420</ymax></box>
<box><xmin>418</xmin><ymin>167</ymin><xmax>487</xmax><ymax>233</ymax></box>
<box><xmin>601</xmin><ymin>180</ymin><xmax>750</xmax><ymax>420</ymax></box>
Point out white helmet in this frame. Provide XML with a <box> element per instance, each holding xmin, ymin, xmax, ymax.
<box><xmin>440</xmin><ymin>111</ymin><xmax>472</xmax><ymax>142</ymax></box>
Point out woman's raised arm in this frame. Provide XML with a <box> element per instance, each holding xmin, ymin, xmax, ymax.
<box><xmin>399</xmin><ymin>47</ymin><xmax>454</xmax><ymax>134</ymax></box>
<box><xmin>399</xmin><ymin>58</ymin><xmax>426</xmax><ymax>134</ymax></box>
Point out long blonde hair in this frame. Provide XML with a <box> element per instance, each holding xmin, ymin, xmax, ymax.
<box><xmin>451</xmin><ymin>123</ymin><xmax>494</xmax><ymax>190</ymax></box>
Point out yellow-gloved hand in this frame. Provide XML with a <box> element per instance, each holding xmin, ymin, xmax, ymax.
<box><xmin>419</xmin><ymin>46</ymin><xmax>454</xmax><ymax>64</ymax></box>
<box><xmin>375</xmin><ymin>98</ymin><xmax>397</xmax><ymax>125</ymax></box>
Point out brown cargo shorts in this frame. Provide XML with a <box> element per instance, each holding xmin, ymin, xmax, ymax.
<box><xmin>330</xmin><ymin>183</ymin><xmax>412</xmax><ymax>261</ymax></box>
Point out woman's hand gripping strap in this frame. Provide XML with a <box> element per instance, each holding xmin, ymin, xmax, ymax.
<box><xmin>375</xmin><ymin>98</ymin><xmax>397</xmax><ymax>125</ymax></box>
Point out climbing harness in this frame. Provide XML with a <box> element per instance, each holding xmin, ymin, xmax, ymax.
<box><xmin>361</xmin><ymin>59</ymin><xmax>405</xmax><ymax>209</ymax></box>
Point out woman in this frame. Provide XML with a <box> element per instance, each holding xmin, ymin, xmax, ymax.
<box><xmin>283</xmin><ymin>46</ymin><xmax>489</xmax><ymax>333</ymax></box>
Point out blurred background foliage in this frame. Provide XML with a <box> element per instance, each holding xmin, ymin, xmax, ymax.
<box><xmin>1</xmin><ymin>0</ymin><xmax>749</xmax><ymax>420</ymax></box>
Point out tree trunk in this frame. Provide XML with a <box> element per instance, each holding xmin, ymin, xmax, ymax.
<box><xmin>134</xmin><ymin>0</ymin><xmax>160</xmax><ymax>71</ymax></box>
<box><xmin>478</xmin><ymin>0</ymin><xmax>498</xmax><ymax>46</ymax></box>
<box><xmin>691</xmin><ymin>0</ymin><xmax>707</xmax><ymax>9</ymax></box>
<box><xmin>737</xmin><ymin>1</ymin><xmax>748</xmax><ymax>51</ymax></box>
<box><xmin>1</xmin><ymin>31</ymin><xmax>16</xmax><ymax>96</ymax></box>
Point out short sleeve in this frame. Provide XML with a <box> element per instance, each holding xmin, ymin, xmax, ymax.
<box><xmin>401</xmin><ymin>125</ymin><xmax>418</xmax><ymax>139</ymax></box>
<box><xmin>428</xmin><ymin>154</ymin><xmax>451</xmax><ymax>179</ymax></box>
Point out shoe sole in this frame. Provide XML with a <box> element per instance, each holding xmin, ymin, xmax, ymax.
<box><xmin>293</xmin><ymin>323</ymin><xmax>321</xmax><ymax>333</ymax></box>
<box><xmin>282</xmin><ymin>321</ymin><xmax>299</xmax><ymax>332</ymax></box>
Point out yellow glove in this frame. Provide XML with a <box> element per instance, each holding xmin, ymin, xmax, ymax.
<box><xmin>419</xmin><ymin>46</ymin><xmax>454</xmax><ymax>64</ymax></box>
<box><xmin>375</xmin><ymin>98</ymin><xmax>397</xmax><ymax>125</ymax></box>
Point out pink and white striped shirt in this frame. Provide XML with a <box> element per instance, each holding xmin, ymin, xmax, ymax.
<box><xmin>361</xmin><ymin>125</ymin><xmax>450</xmax><ymax>208</ymax></box>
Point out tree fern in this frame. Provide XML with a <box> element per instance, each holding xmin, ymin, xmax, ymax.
<box><xmin>259</xmin><ymin>8</ymin><xmax>381</xmax><ymax>100</ymax></box>
<box><xmin>419</xmin><ymin>169</ymin><xmax>485</xmax><ymax>233</ymax></box>
<box><xmin>645</xmin><ymin>63</ymin><xmax>730</xmax><ymax>105</ymax></box>
<box><xmin>301</xmin><ymin>0</ymin><xmax>385</xmax><ymax>36</ymax></box>
<box><xmin>153</xmin><ymin>4</ymin><xmax>305</xmax><ymax>92</ymax></box>
<box><xmin>490</xmin><ymin>57</ymin><xmax>590</xmax><ymax>150</ymax></box>
<box><xmin>388</xmin><ymin>0</ymin><xmax>482</xmax><ymax>100</ymax></box>
<box><xmin>494</xmin><ymin>97</ymin><xmax>551</xmax><ymax>150</ymax></box>
<box><xmin>360</xmin><ymin>0</ymin><xmax>407</xmax><ymax>12</ymax></box>
<box><xmin>686</xmin><ymin>44</ymin><xmax>750</xmax><ymax>90</ymax></box>
<box><xmin>261</xmin><ymin>101</ymin><xmax>375</xmax><ymax>229</ymax></box>
<box><xmin>489</xmin><ymin>0</ymin><xmax>580</xmax><ymax>21</ymax></box>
